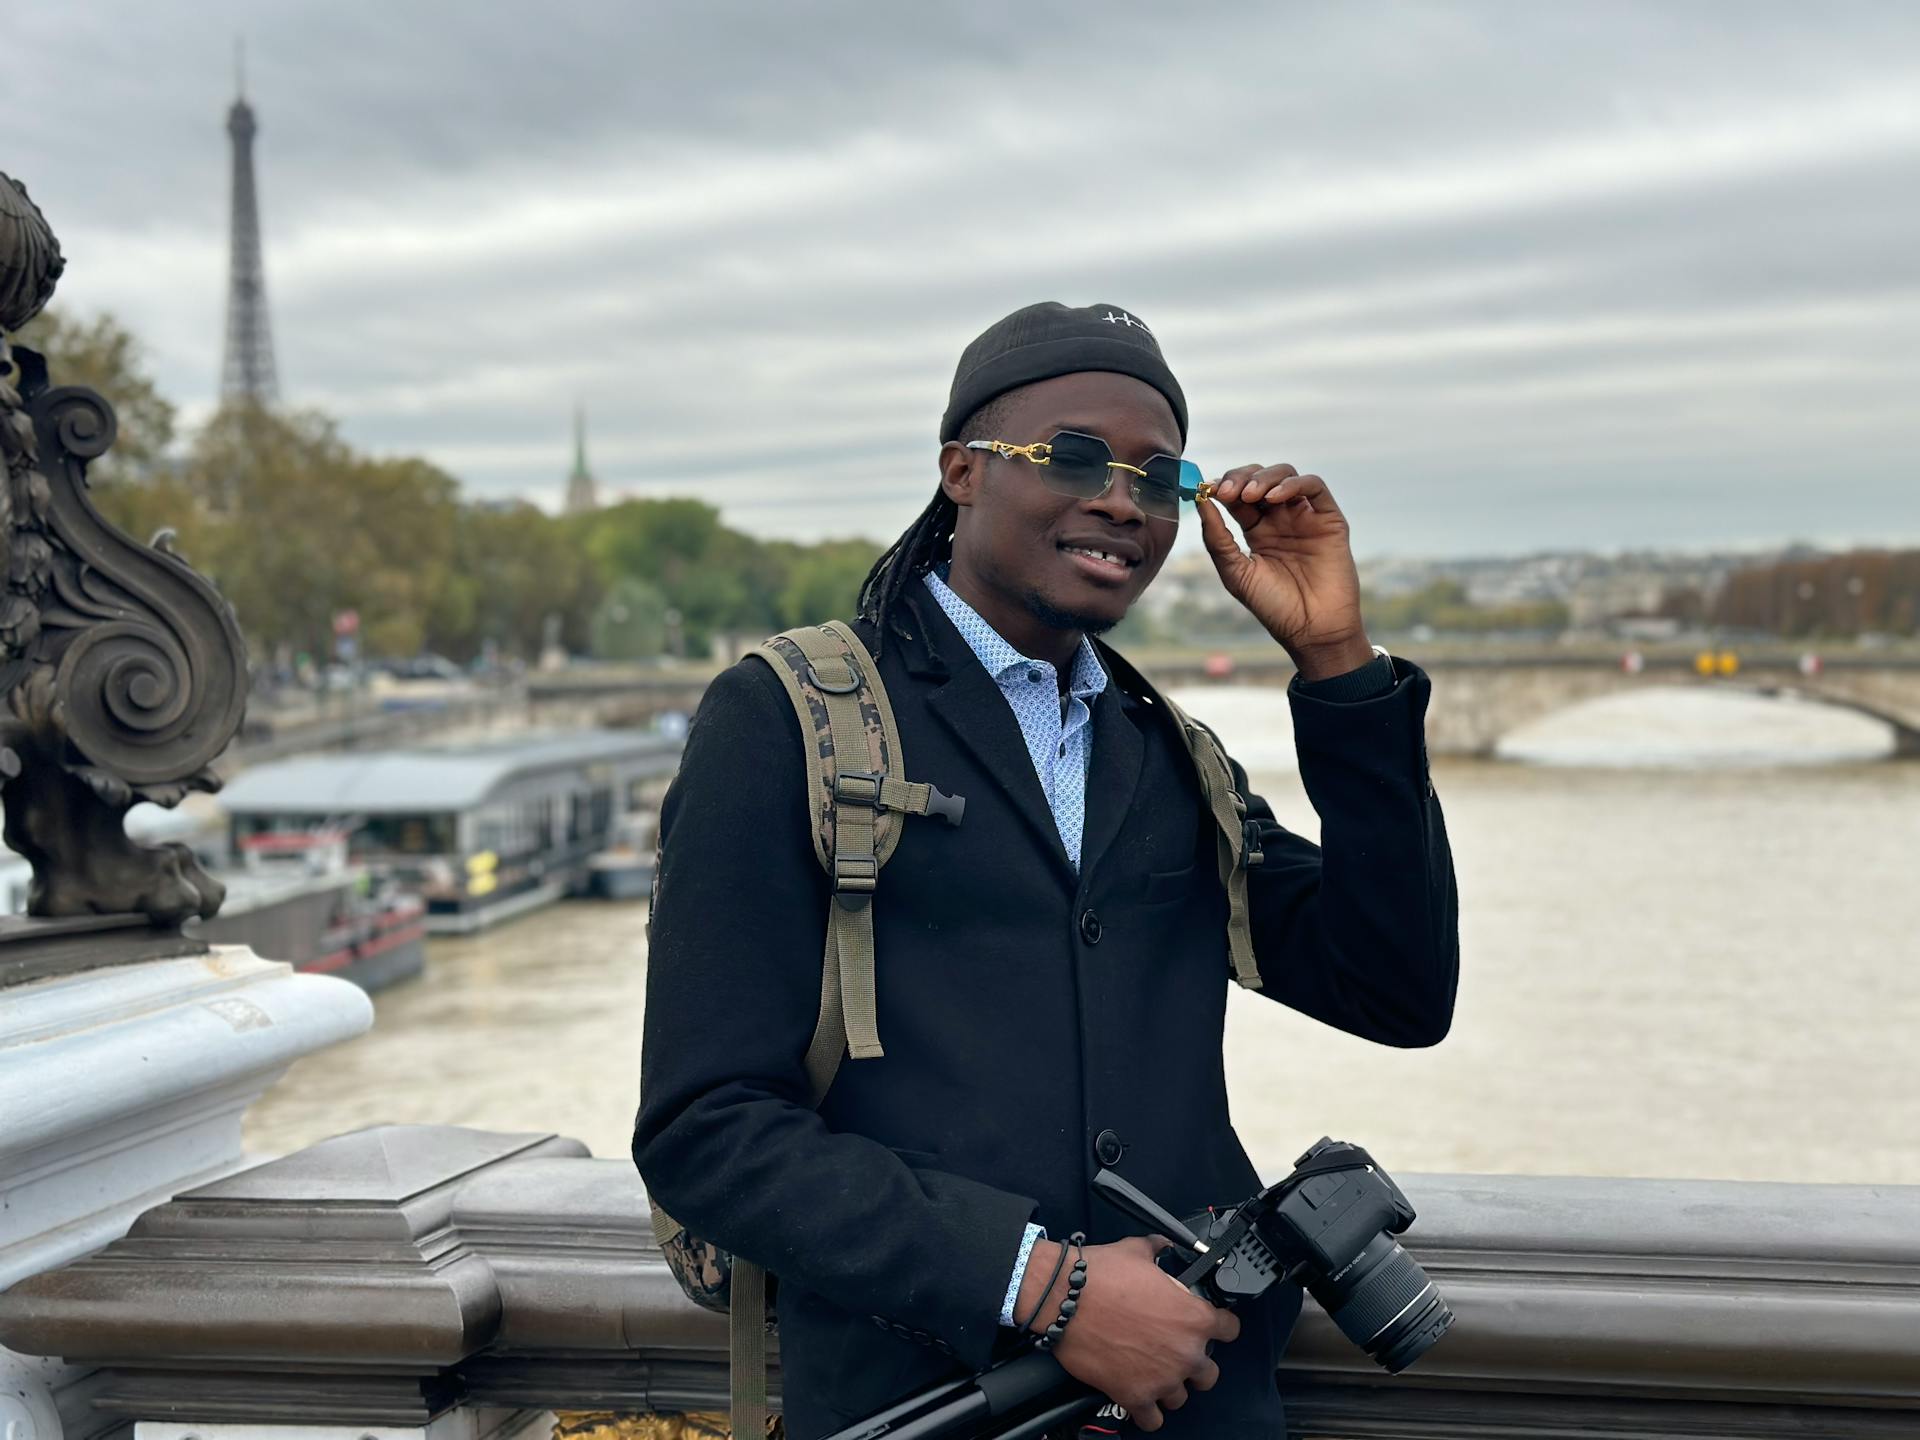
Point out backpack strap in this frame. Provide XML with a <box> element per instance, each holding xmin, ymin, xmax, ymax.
<box><xmin>722</xmin><ymin>622</ymin><xmax>963</xmax><ymax>1439</ymax></box>
<box><xmin>1161</xmin><ymin>692</ymin><xmax>1265</xmax><ymax>991</ymax></box>
<box><xmin>1092</xmin><ymin>640</ymin><xmax>1265</xmax><ymax>991</ymax></box>
<box><xmin>730</xmin><ymin>1259</ymin><xmax>770</xmax><ymax>1439</ymax></box>
<box><xmin>754</xmin><ymin>620</ymin><xmax>964</xmax><ymax>1085</ymax></box>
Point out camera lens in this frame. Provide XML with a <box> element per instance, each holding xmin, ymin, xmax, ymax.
<box><xmin>1305</xmin><ymin>1232</ymin><xmax>1455</xmax><ymax>1373</ymax></box>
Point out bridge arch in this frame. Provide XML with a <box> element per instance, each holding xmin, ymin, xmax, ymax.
<box><xmin>1423</xmin><ymin>665</ymin><xmax>1920</xmax><ymax>760</ymax></box>
<box><xmin>1488</xmin><ymin>682</ymin><xmax>1908</xmax><ymax>765</ymax></box>
<box><xmin>1147</xmin><ymin>654</ymin><xmax>1920</xmax><ymax>760</ymax></box>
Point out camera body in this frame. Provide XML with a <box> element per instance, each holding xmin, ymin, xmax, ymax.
<box><xmin>1167</xmin><ymin>1137</ymin><xmax>1451</xmax><ymax>1373</ymax></box>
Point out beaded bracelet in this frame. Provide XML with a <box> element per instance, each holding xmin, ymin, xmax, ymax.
<box><xmin>1013</xmin><ymin>1233</ymin><xmax>1070</xmax><ymax>1335</ymax></box>
<box><xmin>1036</xmin><ymin>1232</ymin><xmax>1088</xmax><ymax>1351</ymax></box>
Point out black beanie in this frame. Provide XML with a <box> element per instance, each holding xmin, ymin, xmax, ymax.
<box><xmin>939</xmin><ymin>301</ymin><xmax>1187</xmax><ymax>444</ymax></box>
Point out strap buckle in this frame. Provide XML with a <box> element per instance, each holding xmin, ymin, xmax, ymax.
<box><xmin>832</xmin><ymin>852</ymin><xmax>879</xmax><ymax>907</ymax></box>
<box><xmin>834</xmin><ymin>770</ymin><xmax>967</xmax><ymax>828</ymax></box>
<box><xmin>924</xmin><ymin>784</ymin><xmax>966</xmax><ymax>827</ymax></box>
<box><xmin>1240</xmin><ymin>816</ymin><xmax>1266</xmax><ymax>870</ymax></box>
<box><xmin>834</xmin><ymin>770</ymin><xmax>886</xmax><ymax>809</ymax></box>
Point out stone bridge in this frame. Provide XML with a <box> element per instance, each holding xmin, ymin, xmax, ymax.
<box><xmin>525</xmin><ymin>651</ymin><xmax>1920</xmax><ymax>759</ymax></box>
<box><xmin>1142</xmin><ymin>651</ymin><xmax>1920</xmax><ymax>758</ymax></box>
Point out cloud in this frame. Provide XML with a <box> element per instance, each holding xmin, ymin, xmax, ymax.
<box><xmin>9</xmin><ymin>0</ymin><xmax>1919</xmax><ymax>557</ymax></box>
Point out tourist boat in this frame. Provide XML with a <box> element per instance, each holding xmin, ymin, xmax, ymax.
<box><xmin>215</xmin><ymin>728</ymin><xmax>683</xmax><ymax>935</ymax></box>
<box><xmin>190</xmin><ymin>826</ymin><xmax>429</xmax><ymax>993</ymax></box>
<box><xmin>0</xmin><ymin>802</ymin><xmax>428</xmax><ymax>993</ymax></box>
<box><xmin>584</xmin><ymin>808</ymin><xmax>658</xmax><ymax>899</ymax></box>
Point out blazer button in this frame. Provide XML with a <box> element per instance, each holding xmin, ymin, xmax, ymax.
<box><xmin>1078</xmin><ymin>909</ymin><xmax>1103</xmax><ymax>945</ymax></box>
<box><xmin>1094</xmin><ymin>1128</ymin><xmax>1125</xmax><ymax>1166</ymax></box>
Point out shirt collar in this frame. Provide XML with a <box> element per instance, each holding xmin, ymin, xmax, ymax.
<box><xmin>924</xmin><ymin>568</ymin><xmax>1108</xmax><ymax>701</ymax></box>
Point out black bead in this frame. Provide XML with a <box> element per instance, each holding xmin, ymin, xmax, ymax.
<box><xmin>1060</xmin><ymin>1298</ymin><xmax>1078</xmax><ymax>1316</ymax></box>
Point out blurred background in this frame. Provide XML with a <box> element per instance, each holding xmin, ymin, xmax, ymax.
<box><xmin>7</xmin><ymin>1</ymin><xmax>1917</xmax><ymax>1181</ymax></box>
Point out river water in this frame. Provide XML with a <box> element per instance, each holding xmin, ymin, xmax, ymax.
<box><xmin>245</xmin><ymin>685</ymin><xmax>1920</xmax><ymax>1184</ymax></box>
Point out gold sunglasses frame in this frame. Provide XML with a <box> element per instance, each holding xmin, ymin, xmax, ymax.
<box><xmin>964</xmin><ymin>437</ymin><xmax>1218</xmax><ymax>506</ymax></box>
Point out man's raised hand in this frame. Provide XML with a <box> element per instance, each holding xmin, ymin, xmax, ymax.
<box><xmin>1197</xmin><ymin>464</ymin><xmax>1374</xmax><ymax>682</ymax></box>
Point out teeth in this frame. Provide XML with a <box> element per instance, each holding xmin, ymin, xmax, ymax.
<box><xmin>1066</xmin><ymin>546</ymin><xmax>1128</xmax><ymax>566</ymax></box>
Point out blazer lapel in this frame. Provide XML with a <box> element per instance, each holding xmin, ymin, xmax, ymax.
<box><xmin>1077</xmin><ymin>678</ymin><xmax>1146</xmax><ymax>881</ymax></box>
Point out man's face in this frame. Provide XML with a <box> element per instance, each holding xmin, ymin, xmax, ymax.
<box><xmin>943</xmin><ymin>371</ymin><xmax>1181</xmax><ymax>636</ymax></box>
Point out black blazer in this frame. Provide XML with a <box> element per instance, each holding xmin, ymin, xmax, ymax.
<box><xmin>634</xmin><ymin>581</ymin><xmax>1458</xmax><ymax>1439</ymax></box>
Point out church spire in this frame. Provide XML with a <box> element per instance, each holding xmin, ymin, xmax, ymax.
<box><xmin>563</xmin><ymin>405</ymin><xmax>598</xmax><ymax>514</ymax></box>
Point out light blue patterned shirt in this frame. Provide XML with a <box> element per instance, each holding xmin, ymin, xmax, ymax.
<box><xmin>922</xmin><ymin>568</ymin><xmax>1103</xmax><ymax>1325</ymax></box>
<box><xmin>922</xmin><ymin>569</ymin><xmax>1108</xmax><ymax>871</ymax></box>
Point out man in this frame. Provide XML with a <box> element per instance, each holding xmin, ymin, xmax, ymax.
<box><xmin>634</xmin><ymin>301</ymin><xmax>1459</xmax><ymax>1438</ymax></box>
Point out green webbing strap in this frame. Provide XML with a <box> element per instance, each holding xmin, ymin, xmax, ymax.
<box><xmin>731</xmin><ymin>1258</ymin><xmax>769</xmax><ymax>1438</ymax></box>
<box><xmin>1162</xmin><ymin>694</ymin><xmax>1265</xmax><ymax>991</ymax></box>
<box><xmin>786</xmin><ymin>625</ymin><xmax>887</xmax><ymax>1061</ymax></box>
<box><xmin>648</xmin><ymin>1204</ymin><xmax>679</xmax><ymax>1251</ymax></box>
<box><xmin>725</xmin><ymin>623</ymin><xmax>955</xmax><ymax>1440</ymax></box>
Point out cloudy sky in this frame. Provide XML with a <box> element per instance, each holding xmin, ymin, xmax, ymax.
<box><xmin>11</xmin><ymin>1</ymin><xmax>1918</xmax><ymax>559</ymax></box>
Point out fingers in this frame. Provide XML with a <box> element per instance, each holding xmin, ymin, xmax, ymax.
<box><xmin>1212</xmin><ymin>1307</ymin><xmax>1242</xmax><ymax>1344</ymax></box>
<box><xmin>1131</xmin><ymin>1400</ymin><xmax>1165</xmax><ymax>1432</ymax></box>
<box><xmin>1212</xmin><ymin>465</ymin><xmax>1340</xmax><ymax>516</ymax></box>
<box><xmin>1214</xmin><ymin>463</ymin><xmax>1295</xmax><ymax>506</ymax></box>
<box><xmin>1189</xmin><ymin>1355</ymin><xmax>1223</xmax><ymax>1392</ymax></box>
<box><xmin>1198</xmin><ymin>495</ymin><xmax>1244</xmax><ymax>564</ymax></box>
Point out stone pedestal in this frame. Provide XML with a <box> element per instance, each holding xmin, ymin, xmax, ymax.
<box><xmin>132</xmin><ymin>1410</ymin><xmax>553</xmax><ymax>1440</ymax></box>
<box><xmin>1</xmin><ymin>941</ymin><xmax>375</xmax><ymax>1440</ymax></box>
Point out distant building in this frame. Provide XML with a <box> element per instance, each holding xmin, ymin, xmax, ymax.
<box><xmin>563</xmin><ymin>406</ymin><xmax>598</xmax><ymax>515</ymax></box>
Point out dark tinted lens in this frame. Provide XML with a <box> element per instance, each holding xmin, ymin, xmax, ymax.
<box><xmin>1041</xmin><ymin>431</ymin><xmax>1115</xmax><ymax>496</ymax></box>
<box><xmin>1305</xmin><ymin>1232</ymin><xmax>1455</xmax><ymax>1374</ymax></box>
<box><xmin>1136</xmin><ymin>459</ymin><xmax>1189</xmax><ymax>520</ymax></box>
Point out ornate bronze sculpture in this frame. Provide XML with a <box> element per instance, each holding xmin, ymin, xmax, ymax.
<box><xmin>1</xmin><ymin>171</ymin><xmax>247</xmax><ymax>927</ymax></box>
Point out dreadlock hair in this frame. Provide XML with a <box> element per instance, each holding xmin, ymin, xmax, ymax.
<box><xmin>856</xmin><ymin>392</ymin><xmax>1015</xmax><ymax>649</ymax></box>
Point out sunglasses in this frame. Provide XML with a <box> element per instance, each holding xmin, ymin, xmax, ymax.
<box><xmin>964</xmin><ymin>430</ymin><xmax>1212</xmax><ymax>523</ymax></box>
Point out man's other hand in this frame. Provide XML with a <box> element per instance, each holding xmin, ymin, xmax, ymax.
<box><xmin>1197</xmin><ymin>465</ymin><xmax>1373</xmax><ymax>682</ymax></box>
<box><xmin>1015</xmin><ymin>1235</ymin><xmax>1241</xmax><ymax>1432</ymax></box>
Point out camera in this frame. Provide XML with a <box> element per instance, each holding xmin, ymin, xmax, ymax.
<box><xmin>1165</xmin><ymin>1136</ymin><xmax>1454</xmax><ymax>1372</ymax></box>
<box><xmin>822</xmin><ymin>1136</ymin><xmax>1451</xmax><ymax>1439</ymax></box>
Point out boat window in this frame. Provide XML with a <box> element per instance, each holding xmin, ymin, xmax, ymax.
<box><xmin>358</xmin><ymin>814</ymin><xmax>457</xmax><ymax>856</ymax></box>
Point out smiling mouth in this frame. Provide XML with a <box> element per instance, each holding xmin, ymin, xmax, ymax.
<box><xmin>1059</xmin><ymin>542</ymin><xmax>1138</xmax><ymax>573</ymax></box>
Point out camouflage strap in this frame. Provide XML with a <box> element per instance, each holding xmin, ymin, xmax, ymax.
<box><xmin>755</xmin><ymin>622</ymin><xmax>964</xmax><ymax>1082</ymax></box>
<box><xmin>1161</xmin><ymin>694</ymin><xmax>1265</xmax><ymax>991</ymax></box>
<box><xmin>709</xmin><ymin>624</ymin><xmax>963</xmax><ymax>1440</ymax></box>
<box><xmin>730</xmin><ymin>1258</ymin><xmax>769</xmax><ymax>1438</ymax></box>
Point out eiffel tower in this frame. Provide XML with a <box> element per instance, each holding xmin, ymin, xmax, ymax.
<box><xmin>221</xmin><ymin>53</ymin><xmax>278</xmax><ymax>404</ymax></box>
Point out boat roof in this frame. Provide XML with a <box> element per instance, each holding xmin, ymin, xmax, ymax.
<box><xmin>217</xmin><ymin>729</ymin><xmax>682</xmax><ymax>817</ymax></box>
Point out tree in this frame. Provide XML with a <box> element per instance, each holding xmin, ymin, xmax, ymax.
<box><xmin>182</xmin><ymin>405</ymin><xmax>460</xmax><ymax>661</ymax></box>
<box><xmin>580</xmin><ymin>498</ymin><xmax>780</xmax><ymax>655</ymax></box>
<box><xmin>430</xmin><ymin>501</ymin><xmax>600</xmax><ymax>662</ymax></box>
<box><xmin>777</xmin><ymin>538</ymin><xmax>879</xmax><ymax>628</ymax></box>
<box><xmin>590</xmin><ymin>576</ymin><xmax>671</xmax><ymax>660</ymax></box>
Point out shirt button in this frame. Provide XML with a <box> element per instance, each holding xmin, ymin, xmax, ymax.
<box><xmin>1027</xmin><ymin>670</ymin><xmax>1044</xmax><ymax>683</ymax></box>
<box><xmin>1093</xmin><ymin>1129</ymin><xmax>1126</xmax><ymax>1167</ymax></box>
<box><xmin>1058</xmin><ymin>743</ymin><xmax>1067</xmax><ymax>757</ymax></box>
<box><xmin>1079</xmin><ymin>909</ymin><xmax>1103</xmax><ymax>945</ymax></box>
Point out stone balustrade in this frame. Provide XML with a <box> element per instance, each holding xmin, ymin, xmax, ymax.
<box><xmin>2</xmin><ymin>1123</ymin><xmax>1917</xmax><ymax>1439</ymax></box>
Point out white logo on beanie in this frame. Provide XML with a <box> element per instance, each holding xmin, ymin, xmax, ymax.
<box><xmin>1100</xmin><ymin>310</ymin><xmax>1153</xmax><ymax>335</ymax></box>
